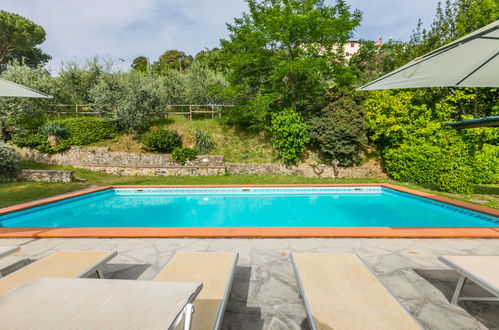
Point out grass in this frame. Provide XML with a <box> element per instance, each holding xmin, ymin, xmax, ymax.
<box><xmin>0</xmin><ymin>161</ymin><xmax>497</xmax><ymax>210</ymax></box>
<box><xmin>92</xmin><ymin>115</ymin><xmax>276</xmax><ymax>163</ymax></box>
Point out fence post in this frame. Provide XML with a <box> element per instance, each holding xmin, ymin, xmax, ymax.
<box><xmin>189</xmin><ymin>105</ymin><xmax>192</xmax><ymax>121</ymax></box>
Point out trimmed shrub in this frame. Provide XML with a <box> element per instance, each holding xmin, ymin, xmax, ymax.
<box><xmin>271</xmin><ymin>108</ymin><xmax>310</xmax><ymax>165</ymax></box>
<box><xmin>171</xmin><ymin>147</ymin><xmax>197</xmax><ymax>165</ymax></box>
<box><xmin>0</xmin><ymin>142</ymin><xmax>20</xmax><ymax>179</ymax></box>
<box><xmin>58</xmin><ymin>117</ymin><xmax>116</xmax><ymax>145</ymax></box>
<box><xmin>383</xmin><ymin>143</ymin><xmax>441</xmax><ymax>183</ymax></box>
<box><xmin>471</xmin><ymin>144</ymin><xmax>499</xmax><ymax>184</ymax></box>
<box><xmin>141</xmin><ymin>128</ymin><xmax>182</xmax><ymax>153</ymax></box>
<box><xmin>435</xmin><ymin>147</ymin><xmax>474</xmax><ymax>195</ymax></box>
<box><xmin>194</xmin><ymin>129</ymin><xmax>215</xmax><ymax>154</ymax></box>
<box><xmin>12</xmin><ymin>117</ymin><xmax>116</xmax><ymax>154</ymax></box>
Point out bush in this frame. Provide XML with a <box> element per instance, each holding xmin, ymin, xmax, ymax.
<box><xmin>171</xmin><ymin>147</ymin><xmax>197</xmax><ymax>165</ymax></box>
<box><xmin>471</xmin><ymin>144</ymin><xmax>499</xmax><ymax>184</ymax></box>
<box><xmin>0</xmin><ymin>142</ymin><xmax>20</xmax><ymax>179</ymax></box>
<box><xmin>271</xmin><ymin>108</ymin><xmax>310</xmax><ymax>165</ymax></box>
<box><xmin>141</xmin><ymin>128</ymin><xmax>182</xmax><ymax>153</ymax></box>
<box><xmin>58</xmin><ymin>117</ymin><xmax>116</xmax><ymax>145</ymax></box>
<box><xmin>90</xmin><ymin>73</ymin><xmax>166</xmax><ymax>132</ymax></box>
<box><xmin>41</xmin><ymin>122</ymin><xmax>69</xmax><ymax>138</ymax></box>
<box><xmin>435</xmin><ymin>147</ymin><xmax>474</xmax><ymax>195</ymax></box>
<box><xmin>308</xmin><ymin>95</ymin><xmax>367</xmax><ymax>166</ymax></box>
<box><xmin>194</xmin><ymin>129</ymin><xmax>215</xmax><ymax>153</ymax></box>
<box><xmin>383</xmin><ymin>143</ymin><xmax>441</xmax><ymax>183</ymax></box>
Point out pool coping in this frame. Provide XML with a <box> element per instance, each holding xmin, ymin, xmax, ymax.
<box><xmin>0</xmin><ymin>184</ymin><xmax>498</xmax><ymax>238</ymax></box>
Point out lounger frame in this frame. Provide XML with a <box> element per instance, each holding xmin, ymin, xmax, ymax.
<box><xmin>438</xmin><ymin>256</ymin><xmax>499</xmax><ymax>305</ymax></box>
<box><xmin>291</xmin><ymin>253</ymin><xmax>423</xmax><ymax>330</ymax></box>
<box><xmin>0</xmin><ymin>246</ymin><xmax>19</xmax><ymax>259</ymax></box>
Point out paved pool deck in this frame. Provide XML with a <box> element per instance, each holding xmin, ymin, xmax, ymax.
<box><xmin>0</xmin><ymin>237</ymin><xmax>498</xmax><ymax>329</ymax></box>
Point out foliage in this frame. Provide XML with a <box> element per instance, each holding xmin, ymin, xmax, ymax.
<box><xmin>154</xmin><ymin>50</ymin><xmax>193</xmax><ymax>73</ymax></box>
<box><xmin>194</xmin><ymin>48</ymin><xmax>228</xmax><ymax>73</ymax></box>
<box><xmin>141</xmin><ymin>127</ymin><xmax>182</xmax><ymax>153</ymax></box>
<box><xmin>58</xmin><ymin>117</ymin><xmax>117</xmax><ymax>145</ymax></box>
<box><xmin>90</xmin><ymin>73</ymin><xmax>166</xmax><ymax>132</ymax></box>
<box><xmin>271</xmin><ymin>108</ymin><xmax>310</xmax><ymax>164</ymax></box>
<box><xmin>171</xmin><ymin>147</ymin><xmax>197</xmax><ymax>165</ymax></box>
<box><xmin>471</xmin><ymin>144</ymin><xmax>499</xmax><ymax>184</ymax></box>
<box><xmin>40</xmin><ymin>122</ymin><xmax>69</xmax><ymax>138</ymax></box>
<box><xmin>308</xmin><ymin>89</ymin><xmax>367</xmax><ymax>166</ymax></box>
<box><xmin>0</xmin><ymin>142</ymin><xmax>20</xmax><ymax>179</ymax></box>
<box><xmin>55</xmin><ymin>58</ymin><xmax>112</xmax><ymax>104</ymax></box>
<box><xmin>131</xmin><ymin>56</ymin><xmax>149</xmax><ymax>73</ymax></box>
<box><xmin>12</xmin><ymin>117</ymin><xmax>116</xmax><ymax>154</ymax></box>
<box><xmin>220</xmin><ymin>0</ymin><xmax>362</xmax><ymax>127</ymax></box>
<box><xmin>184</xmin><ymin>62</ymin><xmax>228</xmax><ymax>104</ymax></box>
<box><xmin>0</xmin><ymin>11</ymin><xmax>50</xmax><ymax>71</ymax></box>
<box><xmin>0</xmin><ymin>62</ymin><xmax>55</xmax><ymax>123</ymax></box>
<box><xmin>383</xmin><ymin>143</ymin><xmax>441</xmax><ymax>183</ymax></box>
<box><xmin>434</xmin><ymin>145</ymin><xmax>474</xmax><ymax>195</ymax></box>
<box><xmin>194</xmin><ymin>129</ymin><xmax>215</xmax><ymax>154</ymax></box>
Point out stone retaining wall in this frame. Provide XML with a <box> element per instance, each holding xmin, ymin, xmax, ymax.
<box><xmin>19</xmin><ymin>169</ymin><xmax>74</xmax><ymax>183</ymax></box>
<box><xmin>0</xmin><ymin>170</ymin><xmax>74</xmax><ymax>183</ymax></box>
<box><xmin>15</xmin><ymin>146</ymin><xmax>377</xmax><ymax>178</ymax></box>
<box><xmin>225</xmin><ymin>163</ymin><xmax>376</xmax><ymax>178</ymax></box>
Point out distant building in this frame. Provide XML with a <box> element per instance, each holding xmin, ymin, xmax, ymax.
<box><xmin>343</xmin><ymin>38</ymin><xmax>383</xmax><ymax>60</ymax></box>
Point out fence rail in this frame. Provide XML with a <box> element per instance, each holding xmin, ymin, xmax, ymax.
<box><xmin>45</xmin><ymin>104</ymin><xmax>235</xmax><ymax>120</ymax></box>
<box><xmin>47</xmin><ymin>104</ymin><xmax>100</xmax><ymax>119</ymax></box>
<box><xmin>165</xmin><ymin>104</ymin><xmax>234</xmax><ymax>120</ymax></box>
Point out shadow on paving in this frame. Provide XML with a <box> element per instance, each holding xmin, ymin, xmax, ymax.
<box><xmin>415</xmin><ymin>269</ymin><xmax>499</xmax><ymax>329</ymax></box>
<box><xmin>102</xmin><ymin>263</ymin><xmax>151</xmax><ymax>280</ymax></box>
<box><xmin>221</xmin><ymin>266</ymin><xmax>265</xmax><ymax>329</ymax></box>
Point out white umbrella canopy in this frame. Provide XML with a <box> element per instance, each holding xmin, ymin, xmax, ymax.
<box><xmin>358</xmin><ymin>20</ymin><xmax>499</xmax><ymax>90</ymax></box>
<box><xmin>0</xmin><ymin>77</ymin><xmax>52</xmax><ymax>98</ymax></box>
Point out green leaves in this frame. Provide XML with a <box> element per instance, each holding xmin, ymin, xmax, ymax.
<box><xmin>271</xmin><ymin>108</ymin><xmax>310</xmax><ymax>164</ymax></box>
<box><xmin>0</xmin><ymin>11</ymin><xmax>50</xmax><ymax>71</ymax></box>
<box><xmin>220</xmin><ymin>0</ymin><xmax>362</xmax><ymax>125</ymax></box>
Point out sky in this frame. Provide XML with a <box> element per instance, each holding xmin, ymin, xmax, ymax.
<box><xmin>0</xmin><ymin>0</ymin><xmax>440</xmax><ymax>72</ymax></box>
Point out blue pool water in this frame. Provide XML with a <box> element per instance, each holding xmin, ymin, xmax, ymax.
<box><xmin>0</xmin><ymin>187</ymin><xmax>497</xmax><ymax>228</ymax></box>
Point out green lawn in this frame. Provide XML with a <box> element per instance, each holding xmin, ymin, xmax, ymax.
<box><xmin>0</xmin><ymin>161</ymin><xmax>497</xmax><ymax>209</ymax></box>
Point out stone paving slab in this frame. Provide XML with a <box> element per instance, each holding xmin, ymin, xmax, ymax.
<box><xmin>0</xmin><ymin>238</ymin><xmax>498</xmax><ymax>329</ymax></box>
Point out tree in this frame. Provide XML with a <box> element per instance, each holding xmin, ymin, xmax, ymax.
<box><xmin>0</xmin><ymin>11</ymin><xmax>51</xmax><ymax>71</ymax></box>
<box><xmin>154</xmin><ymin>50</ymin><xmax>193</xmax><ymax>73</ymax></box>
<box><xmin>220</xmin><ymin>0</ymin><xmax>362</xmax><ymax>129</ymax></box>
<box><xmin>131</xmin><ymin>56</ymin><xmax>149</xmax><ymax>73</ymax></box>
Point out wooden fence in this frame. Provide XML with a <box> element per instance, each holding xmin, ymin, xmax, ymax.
<box><xmin>165</xmin><ymin>104</ymin><xmax>234</xmax><ymax>120</ymax></box>
<box><xmin>46</xmin><ymin>104</ymin><xmax>234</xmax><ymax>120</ymax></box>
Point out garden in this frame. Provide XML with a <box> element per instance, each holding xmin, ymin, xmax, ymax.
<box><xmin>0</xmin><ymin>0</ymin><xmax>497</xmax><ymax>207</ymax></box>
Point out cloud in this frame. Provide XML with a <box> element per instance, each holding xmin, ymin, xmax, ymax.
<box><xmin>0</xmin><ymin>0</ymin><xmax>440</xmax><ymax>72</ymax></box>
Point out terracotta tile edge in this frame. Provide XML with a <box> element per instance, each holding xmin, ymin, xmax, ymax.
<box><xmin>0</xmin><ymin>227</ymin><xmax>497</xmax><ymax>238</ymax></box>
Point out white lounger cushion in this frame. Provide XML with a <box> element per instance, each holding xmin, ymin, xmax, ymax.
<box><xmin>0</xmin><ymin>250</ymin><xmax>117</xmax><ymax>294</ymax></box>
<box><xmin>292</xmin><ymin>253</ymin><xmax>421</xmax><ymax>330</ymax></box>
<box><xmin>155</xmin><ymin>252</ymin><xmax>238</xmax><ymax>330</ymax></box>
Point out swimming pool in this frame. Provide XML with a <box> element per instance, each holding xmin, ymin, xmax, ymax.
<box><xmin>1</xmin><ymin>186</ymin><xmax>497</xmax><ymax>228</ymax></box>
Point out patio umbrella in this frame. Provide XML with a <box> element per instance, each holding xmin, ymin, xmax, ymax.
<box><xmin>357</xmin><ymin>20</ymin><xmax>499</xmax><ymax>90</ymax></box>
<box><xmin>0</xmin><ymin>77</ymin><xmax>52</xmax><ymax>98</ymax></box>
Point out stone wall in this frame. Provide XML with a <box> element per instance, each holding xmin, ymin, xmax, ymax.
<box><xmin>16</xmin><ymin>146</ymin><xmax>226</xmax><ymax>177</ymax></box>
<box><xmin>19</xmin><ymin>169</ymin><xmax>74</xmax><ymax>183</ymax></box>
<box><xmin>0</xmin><ymin>169</ymin><xmax>75</xmax><ymax>183</ymax></box>
<box><xmin>225</xmin><ymin>163</ymin><xmax>376</xmax><ymax>178</ymax></box>
<box><xmin>16</xmin><ymin>146</ymin><xmax>377</xmax><ymax>178</ymax></box>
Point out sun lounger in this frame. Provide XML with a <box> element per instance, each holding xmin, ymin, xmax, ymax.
<box><xmin>155</xmin><ymin>252</ymin><xmax>239</xmax><ymax>330</ymax></box>
<box><xmin>0</xmin><ymin>277</ymin><xmax>202</xmax><ymax>330</ymax></box>
<box><xmin>438</xmin><ymin>255</ymin><xmax>499</xmax><ymax>305</ymax></box>
<box><xmin>0</xmin><ymin>246</ymin><xmax>19</xmax><ymax>259</ymax></box>
<box><xmin>291</xmin><ymin>253</ymin><xmax>422</xmax><ymax>330</ymax></box>
<box><xmin>0</xmin><ymin>250</ymin><xmax>117</xmax><ymax>294</ymax></box>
